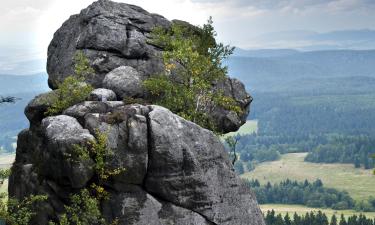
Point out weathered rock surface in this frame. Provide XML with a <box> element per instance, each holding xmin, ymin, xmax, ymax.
<box><xmin>88</xmin><ymin>88</ymin><xmax>117</xmax><ymax>101</ymax></box>
<box><xmin>47</xmin><ymin>0</ymin><xmax>169</xmax><ymax>89</ymax></box>
<box><xmin>102</xmin><ymin>185</ymin><xmax>213</xmax><ymax>225</ymax></box>
<box><xmin>41</xmin><ymin>115</ymin><xmax>95</xmax><ymax>188</ymax></box>
<box><xmin>103</xmin><ymin>66</ymin><xmax>144</xmax><ymax>99</ymax></box>
<box><xmin>145</xmin><ymin>106</ymin><xmax>263</xmax><ymax>225</ymax></box>
<box><xmin>11</xmin><ymin>1</ymin><xmax>264</xmax><ymax>224</ymax></box>
<box><xmin>63</xmin><ymin>100</ymin><xmax>124</xmax><ymax>123</ymax></box>
<box><xmin>24</xmin><ymin>91</ymin><xmax>58</xmax><ymax>126</ymax></box>
<box><xmin>46</xmin><ymin>0</ymin><xmax>251</xmax><ymax>133</ymax></box>
<box><xmin>10</xmin><ymin>103</ymin><xmax>264</xmax><ymax>225</ymax></box>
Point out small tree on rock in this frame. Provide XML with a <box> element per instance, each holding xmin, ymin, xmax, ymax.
<box><xmin>144</xmin><ymin>18</ymin><xmax>241</xmax><ymax>133</ymax></box>
<box><xmin>46</xmin><ymin>51</ymin><xmax>94</xmax><ymax>116</ymax></box>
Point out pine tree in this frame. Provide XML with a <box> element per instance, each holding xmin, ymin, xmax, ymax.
<box><xmin>284</xmin><ymin>213</ymin><xmax>292</xmax><ymax>225</ymax></box>
<box><xmin>354</xmin><ymin>155</ymin><xmax>361</xmax><ymax>168</ymax></box>
<box><xmin>330</xmin><ymin>214</ymin><xmax>338</xmax><ymax>225</ymax></box>
<box><xmin>275</xmin><ymin>214</ymin><xmax>285</xmax><ymax>225</ymax></box>
<box><xmin>347</xmin><ymin>215</ymin><xmax>358</xmax><ymax>225</ymax></box>
<box><xmin>292</xmin><ymin>213</ymin><xmax>302</xmax><ymax>225</ymax></box>
<box><xmin>265</xmin><ymin>210</ymin><xmax>277</xmax><ymax>225</ymax></box>
<box><xmin>339</xmin><ymin>214</ymin><xmax>347</xmax><ymax>225</ymax></box>
<box><xmin>364</xmin><ymin>156</ymin><xmax>370</xmax><ymax>170</ymax></box>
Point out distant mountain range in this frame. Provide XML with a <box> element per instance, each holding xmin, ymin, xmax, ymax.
<box><xmin>246</xmin><ymin>29</ymin><xmax>375</xmax><ymax>50</ymax></box>
<box><xmin>228</xmin><ymin>49</ymin><xmax>375</xmax><ymax>94</ymax></box>
<box><xmin>1</xmin><ymin>47</ymin><xmax>375</xmax><ymax>152</ymax></box>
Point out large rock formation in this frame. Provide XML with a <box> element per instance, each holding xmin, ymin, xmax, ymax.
<box><xmin>46</xmin><ymin>0</ymin><xmax>251</xmax><ymax>133</ymax></box>
<box><xmin>11</xmin><ymin>101</ymin><xmax>264</xmax><ymax>225</ymax></box>
<box><xmin>9</xmin><ymin>0</ymin><xmax>264</xmax><ymax>224</ymax></box>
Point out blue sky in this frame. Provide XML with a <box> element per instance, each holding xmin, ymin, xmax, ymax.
<box><xmin>1</xmin><ymin>0</ymin><xmax>375</xmax><ymax>74</ymax></box>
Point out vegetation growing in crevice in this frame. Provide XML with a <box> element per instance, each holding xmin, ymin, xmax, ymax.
<box><xmin>144</xmin><ymin>18</ymin><xmax>241</xmax><ymax>134</ymax></box>
<box><xmin>46</xmin><ymin>51</ymin><xmax>94</xmax><ymax>116</ymax></box>
<box><xmin>106</xmin><ymin>111</ymin><xmax>126</xmax><ymax>125</ymax></box>
<box><xmin>0</xmin><ymin>194</ymin><xmax>48</xmax><ymax>225</ymax></box>
<box><xmin>0</xmin><ymin>131</ymin><xmax>125</xmax><ymax>225</ymax></box>
<box><xmin>48</xmin><ymin>189</ymin><xmax>118</xmax><ymax>225</ymax></box>
<box><xmin>53</xmin><ymin>130</ymin><xmax>124</xmax><ymax>225</ymax></box>
<box><xmin>70</xmin><ymin>130</ymin><xmax>126</xmax><ymax>181</ymax></box>
<box><xmin>0</xmin><ymin>168</ymin><xmax>47</xmax><ymax>225</ymax></box>
<box><xmin>122</xmin><ymin>96</ymin><xmax>149</xmax><ymax>106</ymax></box>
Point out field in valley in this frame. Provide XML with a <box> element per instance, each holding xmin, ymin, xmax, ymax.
<box><xmin>0</xmin><ymin>154</ymin><xmax>14</xmax><ymax>193</ymax></box>
<box><xmin>242</xmin><ymin>153</ymin><xmax>375</xmax><ymax>201</ymax></box>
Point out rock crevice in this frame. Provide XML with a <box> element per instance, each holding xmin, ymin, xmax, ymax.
<box><xmin>11</xmin><ymin>102</ymin><xmax>264</xmax><ymax>225</ymax></box>
<box><xmin>9</xmin><ymin>0</ymin><xmax>264</xmax><ymax>224</ymax></box>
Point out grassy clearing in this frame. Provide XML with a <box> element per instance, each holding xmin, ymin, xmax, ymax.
<box><xmin>0</xmin><ymin>154</ymin><xmax>15</xmax><ymax>169</ymax></box>
<box><xmin>260</xmin><ymin>204</ymin><xmax>375</xmax><ymax>220</ymax></box>
<box><xmin>242</xmin><ymin>153</ymin><xmax>375</xmax><ymax>201</ymax></box>
<box><xmin>224</xmin><ymin>120</ymin><xmax>258</xmax><ymax>138</ymax></box>
<box><xmin>0</xmin><ymin>154</ymin><xmax>15</xmax><ymax>194</ymax></box>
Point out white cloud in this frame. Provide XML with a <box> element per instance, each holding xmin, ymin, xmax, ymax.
<box><xmin>191</xmin><ymin>0</ymin><xmax>375</xmax><ymax>11</ymax></box>
<box><xmin>1</xmin><ymin>0</ymin><xmax>375</xmax><ymax>74</ymax></box>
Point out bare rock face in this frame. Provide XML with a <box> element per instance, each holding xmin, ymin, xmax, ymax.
<box><xmin>10</xmin><ymin>103</ymin><xmax>264</xmax><ymax>225</ymax></box>
<box><xmin>46</xmin><ymin>0</ymin><xmax>251</xmax><ymax>133</ymax></box>
<box><xmin>102</xmin><ymin>66</ymin><xmax>144</xmax><ymax>99</ymax></box>
<box><xmin>10</xmin><ymin>1</ymin><xmax>264</xmax><ymax>224</ymax></box>
<box><xmin>47</xmin><ymin>0</ymin><xmax>170</xmax><ymax>89</ymax></box>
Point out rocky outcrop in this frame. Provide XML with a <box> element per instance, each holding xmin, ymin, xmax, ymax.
<box><xmin>10</xmin><ymin>0</ymin><xmax>264</xmax><ymax>224</ymax></box>
<box><xmin>11</xmin><ymin>102</ymin><xmax>264</xmax><ymax>225</ymax></box>
<box><xmin>47</xmin><ymin>0</ymin><xmax>170</xmax><ymax>89</ymax></box>
<box><xmin>46</xmin><ymin>0</ymin><xmax>251</xmax><ymax>133</ymax></box>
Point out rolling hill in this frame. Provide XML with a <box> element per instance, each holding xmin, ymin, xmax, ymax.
<box><xmin>227</xmin><ymin>49</ymin><xmax>375</xmax><ymax>93</ymax></box>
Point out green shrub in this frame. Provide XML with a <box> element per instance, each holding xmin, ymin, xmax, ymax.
<box><xmin>332</xmin><ymin>201</ymin><xmax>349</xmax><ymax>210</ymax></box>
<box><xmin>67</xmin><ymin>130</ymin><xmax>125</xmax><ymax>181</ymax></box>
<box><xmin>46</xmin><ymin>76</ymin><xmax>93</xmax><ymax>116</ymax></box>
<box><xmin>144</xmin><ymin>18</ymin><xmax>241</xmax><ymax>133</ymax></box>
<box><xmin>54</xmin><ymin>131</ymin><xmax>124</xmax><ymax>224</ymax></box>
<box><xmin>73</xmin><ymin>51</ymin><xmax>95</xmax><ymax>78</ymax></box>
<box><xmin>0</xmin><ymin>169</ymin><xmax>10</xmax><ymax>184</ymax></box>
<box><xmin>355</xmin><ymin>200</ymin><xmax>375</xmax><ymax>212</ymax></box>
<box><xmin>48</xmin><ymin>189</ymin><xmax>108</xmax><ymax>225</ymax></box>
<box><xmin>0</xmin><ymin>193</ymin><xmax>48</xmax><ymax>225</ymax></box>
<box><xmin>46</xmin><ymin>51</ymin><xmax>94</xmax><ymax>116</ymax></box>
